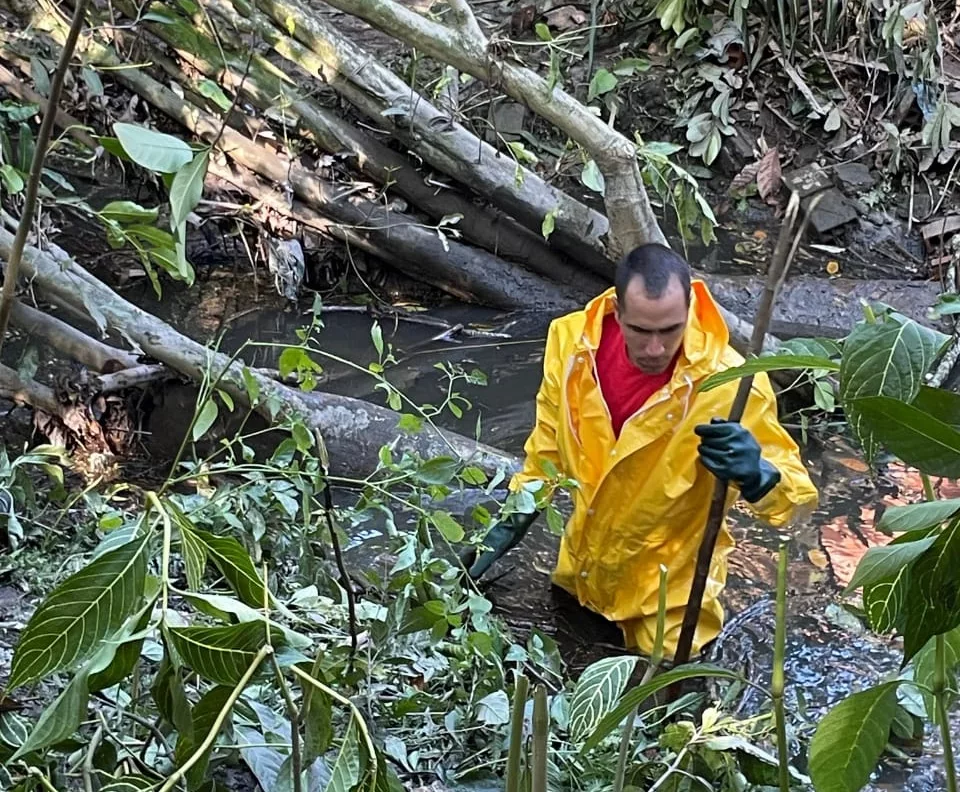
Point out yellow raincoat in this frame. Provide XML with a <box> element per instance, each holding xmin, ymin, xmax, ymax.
<box><xmin>509</xmin><ymin>280</ymin><xmax>818</xmax><ymax>659</ymax></box>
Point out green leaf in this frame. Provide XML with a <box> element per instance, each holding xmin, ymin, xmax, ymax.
<box><xmin>850</xmin><ymin>396</ymin><xmax>960</xmax><ymax>478</ymax></box>
<box><xmin>113</xmin><ymin>122</ymin><xmax>194</xmax><ymax>173</ymax></box>
<box><xmin>81</xmin><ymin>66</ymin><xmax>104</xmax><ymax>98</ymax></box>
<box><xmin>582</xmin><ymin>664</ymin><xmax>741</xmax><ymax>751</ymax></box>
<box><xmin>843</xmin><ymin>535</ymin><xmax>937</xmax><ymax>594</ymax></box>
<box><xmin>0</xmin><ymin>164</ymin><xmax>24</xmax><ymax>193</ymax></box>
<box><xmin>568</xmin><ymin>656</ymin><xmax>639</xmax><ymax>741</ymax></box>
<box><xmin>303</xmin><ymin>687</ymin><xmax>333</xmax><ymax>764</ymax></box>
<box><xmin>397</xmin><ymin>413</ymin><xmax>423</xmax><ymax>433</ymax></box>
<box><xmin>700</xmin><ymin>354</ymin><xmax>839</xmax><ymax>392</ymax></box>
<box><xmin>878</xmin><ymin>499</ymin><xmax>960</xmax><ymax>534</ymax></box>
<box><xmin>588</xmin><ymin>69</ymin><xmax>618</xmax><ymax>102</ymax></box>
<box><xmin>325</xmin><ymin>716</ymin><xmax>362</xmax><ymax>792</ymax></box>
<box><xmin>242</xmin><ymin>367</ymin><xmax>261</xmax><ymax>405</ymax></box>
<box><xmin>581</xmin><ymin>159</ymin><xmax>605</xmax><ymax>194</ymax></box>
<box><xmin>8</xmin><ymin>532</ymin><xmax>149</xmax><ymax>689</ymax></box>
<box><xmin>170</xmin><ymin>150</ymin><xmax>209</xmax><ymax>230</ymax></box>
<box><xmin>152</xmin><ymin>652</ymin><xmax>193</xmax><ymax>736</ymax></box>
<box><xmin>98</xmin><ymin>201</ymin><xmax>160</xmax><ymax>226</ymax></box>
<box><xmin>907</xmin><ymin>625</ymin><xmax>960</xmax><ymax>718</ymax></box>
<box><xmin>863</xmin><ymin>567</ymin><xmax>910</xmax><ymax>633</ymax></box>
<box><xmin>778</xmin><ymin>337</ymin><xmax>843</xmax><ymax>359</ymax></box>
<box><xmin>840</xmin><ymin>316</ymin><xmax>950</xmax><ymax>459</ymax></box>
<box><xmin>185</xmin><ymin>525</ymin><xmax>268</xmax><ymax>608</ymax></box>
<box><xmin>11</xmin><ymin>668</ymin><xmax>89</xmax><ymax>760</ymax></box>
<box><xmin>168</xmin><ymin>621</ymin><xmax>276</xmax><ymax>686</ymax></box>
<box><xmin>178</xmin><ymin>521</ymin><xmax>208</xmax><ymax>592</ymax></box>
<box><xmin>416</xmin><ymin>456</ymin><xmax>458</xmax><ymax>485</ymax></box>
<box><xmin>196</xmin><ymin>79</ymin><xmax>233</xmax><ymax>111</ymax></box>
<box><xmin>89</xmin><ymin>591</ymin><xmax>158</xmax><ymax>692</ymax></box>
<box><xmin>30</xmin><ymin>57</ymin><xmax>50</xmax><ymax>96</ymax></box>
<box><xmin>192</xmin><ymin>399</ymin><xmax>219</xmax><ymax>442</ymax></box>
<box><xmin>912</xmin><ymin>385</ymin><xmax>960</xmax><ymax>430</ymax></box>
<box><xmin>430</xmin><ymin>510</ymin><xmax>464</xmax><ymax>542</ymax></box>
<box><xmin>902</xmin><ymin>518</ymin><xmax>960</xmax><ymax>661</ymax></box>
<box><xmin>808</xmin><ymin>682</ymin><xmax>900</xmax><ymax>792</ymax></box>
<box><xmin>460</xmin><ymin>466</ymin><xmax>487</xmax><ymax>485</ymax></box>
<box><xmin>371</xmin><ymin>322</ymin><xmax>384</xmax><ymax>357</ymax></box>
<box><xmin>476</xmin><ymin>690</ymin><xmax>511</xmax><ymax>725</ymax></box>
<box><xmin>100</xmin><ymin>776</ymin><xmax>156</xmax><ymax>792</ymax></box>
<box><xmin>175</xmin><ymin>685</ymin><xmax>233</xmax><ymax>788</ymax></box>
<box><xmin>279</xmin><ymin>347</ymin><xmax>321</xmax><ymax>378</ymax></box>
<box><xmin>541</xmin><ymin>207</ymin><xmax>557</xmax><ymax>240</ymax></box>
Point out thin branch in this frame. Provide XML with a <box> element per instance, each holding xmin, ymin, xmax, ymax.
<box><xmin>0</xmin><ymin>0</ymin><xmax>91</xmax><ymax>358</ymax></box>
<box><xmin>322</xmin><ymin>480</ymin><xmax>359</xmax><ymax>663</ymax></box>
<box><xmin>0</xmin><ymin>362</ymin><xmax>62</xmax><ymax>415</ymax></box>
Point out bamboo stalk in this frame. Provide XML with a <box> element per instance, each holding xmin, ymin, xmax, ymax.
<box><xmin>672</xmin><ymin>191</ymin><xmax>818</xmax><ymax>673</ymax></box>
<box><xmin>505</xmin><ymin>673</ymin><xmax>530</xmax><ymax>792</ymax></box>
<box><xmin>772</xmin><ymin>543</ymin><xmax>789</xmax><ymax>792</ymax></box>
<box><xmin>531</xmin><ymin>685</ymin><xmax>548</xmax><ymax>792</ymax></box>
<box><xmin>0</xmin><ymin>0</ymin><xmax>90</xmax><ymax>357</ymax></box>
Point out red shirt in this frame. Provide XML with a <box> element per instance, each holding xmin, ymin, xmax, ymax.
<box><xmin>595</xmin><ymin>313</ymin><xmax>677</xmax><ymax>438</ymax></box>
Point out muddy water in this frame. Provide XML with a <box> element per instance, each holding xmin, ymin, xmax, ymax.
<box><xmin>210</xmin><ymin>301</ymin><xmax>960</xmax><ymax>788</ymax></box>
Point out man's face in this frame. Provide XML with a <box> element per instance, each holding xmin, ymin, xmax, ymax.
<box><xmin>614</xmin><ymin>275</ymin><xmax>688</xmax><ymax>374</ymax></box>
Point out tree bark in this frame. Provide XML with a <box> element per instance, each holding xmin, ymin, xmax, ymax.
<box><xmin>105</xmin><ymin>0</ymin><xmax>605</xmax><ymax>295</ymax></box>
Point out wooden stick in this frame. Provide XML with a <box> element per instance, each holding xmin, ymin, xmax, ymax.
<box><xmin>671</xmin><ymin>191</ymin><xmax>818</xmax><ymax>673</ymax></box>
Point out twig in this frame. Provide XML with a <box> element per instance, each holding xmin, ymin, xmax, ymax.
<box><xmin>672</xmin><ymin>191</ymin><xmax>817</xmax><ymax>674</ymax></box>
<box><xmin>83</xmin><ymin>723</ymin><xmax>104</xmax><ymax>792</ymax></box>
<box><xmin>0</xmin><ymin>0</ymin><xmax>91</xmax><ymax>358</ymax></box>
<box><xmin>157</xmin><ymin>645</ymin><xmax>273</xmax><ymax>792</ymax></box>
<box><xmin>772</xmin><ymin>544</ymin><xmax>789</xmax><ymax>792</ymax></box>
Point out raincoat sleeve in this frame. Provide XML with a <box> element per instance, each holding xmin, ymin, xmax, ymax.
<box><xmin>509</xmin><ymin>320</ymin><xmax>564</xmax><ymax>494</ymax></box>
<box><xmin>739</xmin><ymin>372</ymin><xmax>819</xmax><ymax>527</ymax></box>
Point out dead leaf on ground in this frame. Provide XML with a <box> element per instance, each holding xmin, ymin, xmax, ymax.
<box><xmin>757</xmin><ymin>147</ymin><xmax>782</xmax><ymax>203</ymax></box>
<box><xmin>728</xmin><ymin>160</ymin><xmax>760</xmax><ymax>194</ymax></box>
<box><xmin>545</xmin><ymin>5</ymin><xmax>587</xmax><ymax>29</ymax></box>
<box><xmin>807</xmin><ymin>548</ymin><xmax>829</xmax><ymax>569</ymax></box>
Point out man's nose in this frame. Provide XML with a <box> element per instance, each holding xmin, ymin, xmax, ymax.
<box><xmin>645</xmin><ymin>335</ymin><xmax>665</xmax><ymax>356</ymax></box>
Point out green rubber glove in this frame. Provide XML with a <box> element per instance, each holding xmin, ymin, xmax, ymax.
<box><xmin>459</xmin><ymin>510</ymin><xmax>539</xmax><ymax>580</ymax></box>
<box><xmin>695</xmin><ymin>417</ymin><xmax>781</xmax><ymax>502</ymax></box>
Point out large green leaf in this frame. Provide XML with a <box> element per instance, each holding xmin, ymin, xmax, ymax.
<box><xmin>568</xmin><ymin>656</ymin><xmax>639</xmax><ymax>741</ymax></box>
<box><xmin>152</xmin><ymin>651</ymin><xmax>193</xmax><ymax>736</ymax></box>
<box><xmin>11</xmin><ymin>669</ymin><xmax>89</xmax><ymax>760</ymax></box>
<box><xmin>170</xmin><ymin>149</ymin><xmax>209</xmax><ymax>230</ymax></box>
<box><xmin>89</xmin><ymin>587</ymin><xmax>159</xmax><ymax>692</ymax></box>
<box><xmin>8</xmin><ymin>532</ymin><xmax>150</xmax><ymax>689</ymax></box>
<box><xmin>840</xmin><ymin>316</ymin><xmax>949</xmax><ymax>458</ymax></box>
<box><xmin>907</xmin><ymin>625</ymin><xmax>960</xmax><ymax>719</ymax></box>
<box><xmin>113</xmin><ymin>122</ymin><xmax>194</xmax><ymax>173</ymax></box>
<box><xmin>324</xmin><ymin>715</ymin><xmax>362</xmax><ymax>792</ymax></box>
<box><xmin>912</xmin><ymin>385</ymin><xmax>960</xmax><ymax>430</ymax></box>
<box><xmin>843</xmin><ymin>535</ymin><xmax>936</xmax><ymax>594</ymax></box>
<box><xmin>303</xmin><ymin>685</ymin><xmax>333</xmax><ymax>765</ymax></box>
<box><xmin>179</xmin><ymin>521</ymin><xmax>208</xmax><ymax>592</ymax></box>
<box><xmin>851</xmin><ymin>396</ymin><xmax>960</xmax><ymax>478</ymax></box>
<box><xmin>863</xmin><ymin>566</ymin><xmax>911</xmax><ymax>633</ymax></box>
<box><xmin>903</xmin><ymin>518</ymin><xmax>960</xmax><ymax>661</ymax></box>
<box><xmin>168</xmin><ymin>621</ymin><xmax>278</xmax><ymax>686</ymax></box>
<box><xmin>878</xmin><ymin>499</ymin><xmax>960</xmax><ymax>534</ymax></box>
<box><xmin>190</xmin><ymin>527</ymin><xmax>268</xmax><ymax>608</ymax></box>
<box><xmin>808</xmin><ymin>682</ymin><xmax>900</xmax><ymax>792</ymax></box>
<box><xmin>99</xmin><ymin>776</ymin><xmax>156</xmax><ymax>792</ymax></box>
<box><xmin>699</xmin><ymin>354</ymin><xmax>839</xmax><ymax>392</ymax></box>
<box><xmin>175</xmin><ymin>685</ymin><xmax>233</xmax><ymax>789</ymax></box>
<box><xmin>581</xmin><ymin>664</ymin><xmax>741</xmax><ymax>751</ymax></box>
<box><xmin>99</xmin><ymin>200</ymin><xmax>160</xmax><ymax>225</ymax></box>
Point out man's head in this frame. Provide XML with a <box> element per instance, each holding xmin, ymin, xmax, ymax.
<box><xmin>613</xmin><ymin>244</ymin><xmax>691</xmax><ymax>374</ymax></box>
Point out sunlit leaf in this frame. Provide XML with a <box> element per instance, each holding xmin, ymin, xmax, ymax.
<box><xmin>476</xmin><ymin>690</ymin><xmax>510</xmax><ymax>725</ymax></box>
<box><xmin>169</xmin><ymin>621</ymin><xmax>278</xmax><ymax>686</ymax></box>
<box><xmin>8</xmin><ymin>532</ymin><xmax>150</xmax><ymax>689</ymax></box>
<box><xmin>808</xmin><ymin>682</ymin><xmax>899</xmax><ymax>792</ymax></box>
<box><xmin>580</xmin><ymin>159</ymin><xmax>605</xmax><ymax>194</ymax></box>
<box><xmin>843</xmin><ymin>535</ymin><xmax>936</xmax><ymax>594</ymax></box>
<box><xmin>700</xmin><ymin>354</ymin><xmax>838</xmax><ymax>392</ymax></box>
<box><xmin>878</xmin><ymin>498</ymin><xmax>960</xmax><ymax>534</ymax></box>
<box><xmin>582</xmin><ymin>664</ymin><xmax>741</xmax><ymax>751</ymax></box>
<box><xmin>568</xmin><ymin>656</ymin><xmax>638</xmax><ymax>741</ymax></box>
<box><xmin>430</xmin><ymin>510</ymin><xmax>464</xmax><ymax>542</ymax></box>
<box><xmin>113</xmin><ymin>122</ymin><xmax>194</xmax><ymax>173</ymax></box>
<box><xmin>416</xmin><ymin>456</ymin><xmax>458</xmax><ymax>485</ymax></box>
<box><xmin>170</xmin><ymin>149</ymin><xmax>209</xmax><ymax>230</ymax></box>
<box><xmin>192</xmin><ymin>399</ymin><xmax>219</xmax><ymax>442</ymax></box>
<box><xmin>588</xmin><ymin>69</ymin><xmax>618</xmax><ymax>102</ymax></box>
<box><xmin>196</xmin><ymin>79</ymin><xmax>233</xmax><ymax>111</ymax></box>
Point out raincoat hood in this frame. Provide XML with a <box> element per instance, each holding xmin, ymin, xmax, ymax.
<box><xmin>509</xmin><ymin>280</ymin><xmax>818</xmax><ymax>659</ymax></box>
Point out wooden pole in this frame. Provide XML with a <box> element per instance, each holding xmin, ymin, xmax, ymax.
<box><xmin>671</xmin><ymin>191</ymin><xmax>818</xmax><ymax>673</ymax></box>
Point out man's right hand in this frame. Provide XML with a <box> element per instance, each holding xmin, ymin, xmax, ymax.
<box><xmin>459</xmin><ymin>511</ymin><xmax>539</xmax><ymax>580</ymax></box>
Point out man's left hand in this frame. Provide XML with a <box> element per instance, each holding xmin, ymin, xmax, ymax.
<box><xmin>695</xmin><ymin>418</ymin><xmax>781</xmax><ymax>502</ymax></box>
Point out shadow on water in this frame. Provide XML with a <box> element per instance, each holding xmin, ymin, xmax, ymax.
<box><xmin>212</xmin><ymin>304</ymin><xmax>953</xmax><ymax>789</ymax></box>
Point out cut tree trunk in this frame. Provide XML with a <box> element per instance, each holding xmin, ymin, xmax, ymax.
<box><xmin>105</xmin><ymin>0</ymin><xmax>605</xmax><ymax>295</ymax></box>
<box><xmin>20</xmin><ymin>5</ymin><xmax>582</xmax><ymax>311</ymax></box>
<box><xmin>6</xmin><ymin>225</ymin><xmax>521</xmax><ymax>479</ymax></box>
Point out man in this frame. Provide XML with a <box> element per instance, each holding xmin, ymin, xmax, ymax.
<box><xmin>464</xmin><ymin>244</ymin><xmax>818</xmax><ymax>660</ymax></box>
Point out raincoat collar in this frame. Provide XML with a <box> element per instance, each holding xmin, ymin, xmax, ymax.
<box><xmin>574</xmin><ymin>279</ymin><xmax>730</xmax><ymax>383</ymax></box>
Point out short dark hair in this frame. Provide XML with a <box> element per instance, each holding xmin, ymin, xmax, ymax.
<box><xmin>614</xmin><ymin>244</ymin><xmax>691</xmax><ymax>304</ymax></box>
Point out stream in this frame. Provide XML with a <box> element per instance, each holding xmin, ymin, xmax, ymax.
<box><xmin>189</xmin><ymin>297</ymin><xmax>954</xmax><ymax>790</ymax></box>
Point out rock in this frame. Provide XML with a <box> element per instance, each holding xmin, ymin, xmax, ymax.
<box><xmin>804</xmin><ymin>188</ymin><xmax>858</xmax><ymax>234</ymax></box>
<box><xmin>834</xmin><ymin>162</ymin><xmax>875</xmax><ymax>188</ymax></box>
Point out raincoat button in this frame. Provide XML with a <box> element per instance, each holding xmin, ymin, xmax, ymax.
<box><xmin>667</xmin><ymin>412</ymin><xmax>675</xmax><ymax>420</ymax></box>
<box><xmin>610</xmin><ymin>449</ymin><xmax>617</xmax><ymax>456</ymax></box>
<box><xmin>580</xmin><ymin>570</ymin><xmax>588</xmax><ymax>579</ymax></box>
<box><xmin>587</xmin><ymin>508</ymin><xmax>595</xmax><ymax>515</ymax></box>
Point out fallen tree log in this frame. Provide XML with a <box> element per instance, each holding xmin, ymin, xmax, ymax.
<box><xmin>199</xmin><ymin>0</ymin><xmax>614</xmax><ymax>277</ymax></box>
<box><xmin>104</xmin><ymin>1</ymin><xmax>606</xmax><ymax>296</ymax></box>
<box><xmin>20</xmin><ymin>6</ymin><xmax>582</xmax><ymax>311</ymax></box>
<box><xmin>6</xmin><ymin>226</ymin><xmax>521</xmax><ymax>479</ymax></box>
